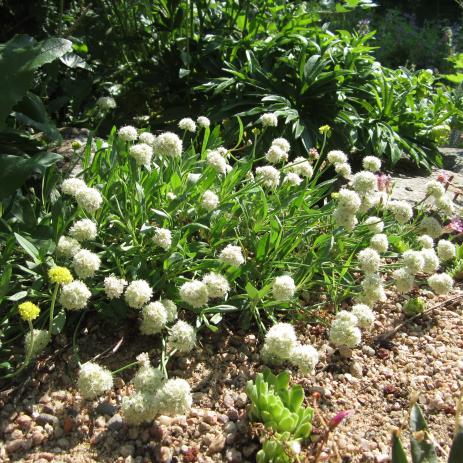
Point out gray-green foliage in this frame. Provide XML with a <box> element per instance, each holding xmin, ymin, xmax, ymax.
<box><xmin>392</xmin><ymin>403</ymin><xmax>463</xmax><ymax>463</ymax></box>
<box><xmin>246</xmin><ymin>368</ymin><xmax>313</xmax><ymax>462</ymax></box>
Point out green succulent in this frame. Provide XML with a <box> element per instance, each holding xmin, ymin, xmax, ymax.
<box><xmin>403</xmin><ymin>297</ymin><xmax>427</xmax><ymax>317</ymax></box>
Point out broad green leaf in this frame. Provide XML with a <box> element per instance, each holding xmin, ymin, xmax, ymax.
<box><xmin>14</xmin><ymin>232</ymin><xmax>40</xmax><ymax>263</ymax></box>
<box><xmin>51</xmin><ymin>310</ymin><xmax>66</xmax><ymax>335</ymax></box>
<box><xmin>392</xmin><ymin>431</ymin><xmax>409</xmax><ymax>463</ymax></box>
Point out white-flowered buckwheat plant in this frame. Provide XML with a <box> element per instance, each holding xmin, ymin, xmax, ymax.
<box><xmin>8</xmin><ymin>115</ymin><xmax>460</xmax><ymax>420</ymax></box>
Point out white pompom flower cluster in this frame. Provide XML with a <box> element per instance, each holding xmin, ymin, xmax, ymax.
<box><xmin>153</xmin><ymin>228</ymin><xmax>172</xmax><ymax>251</ymax></box>
<box><xmin>153</xmin><ymin>132</ymin><xmax>183</xmax><ymax>158</ymax></box>
<box><xmin>201</xmin><ymin>190</ymin><xmax>219</xmax><ymax>212</ymax></box>
<box><xmin>256</xmin><ymin>165</ymin><xmax>280</xmax><ymax>189</ymax></box>
<box><xmin>118</xmin><ymin>125</ymin><xmax>138</xmax><ymax>142</ymax></box>
<box><xmin>24</xmin><ymin>329</ymin><xmax>51</xmax><ymax>357</ymax></box>
<box><xmin>329</xmin><ymin>311</ymin><xmax>362</xmax><ymax>349</ymax></box>
<box><xmin>288</xmin><ymin>157</ymin><xmax>313</xmax><ymax>179</ymax></box>
<box><xmin>218</xmin><ymin>244</ymin><xmax>245</xmax><ymax>267</ymax></box>
<box><xmin>260</xmin><ymin>113</ymin><xmax>278</xmax><ymax>127</ymax></box>
<box><xmin>69</xmin><ymin>219</ymin><xmax>97</xmax><ymax>242</ymax></box>
<box><xmin>77</xmin><ymin>362</ymin><xmax>114</xmax><ymax>400</ymax></box>
<box><xmin>261</xmin><ymin>323</ymin><xmax>319</xmax><ymax>375</ymax></box>
<box><xmin>61</xmin><ymin>178</ymin><xmax>103</xmax><ymax>214</ymax></box>
<box><xmin>272</xmin><ymin>275</ymin><xmax>296</xmax><ymax>301</ymax></box>
<box><xmin>168</xmin><ymin>320</ymin><xmax>196</xmax><ymax>353</ymax></box>
<box><xmin>125</xmin><ymin>280</ymin><xmax>153</xmax><ymax>309</ymax></box>
<box><xmin>129</xmin><ymin>143</ymin><xmax>153</xmax><ymax>168</ymax></box>
<box><xmin>60</xmin><ymin>280</ymin><xmax>91</xmax><ymax>310</ymax></box>
<box><xmin>179</xmin><ymin>117</ymin><xmax>196</xmax><ymax>133</ymax></box>
<box><xmin>73</xmin><ymin>249</ymin><xmax>101</xmax><ymax>279</ymax></box>
<box><xmin>207</xmin><ymin>148</ymin><xmax>230</xmax><ymax>175</ymax></box>
<box><xmin>140</xmin><ymin>302</ymin><xmax>168</xmax><ymax>335</ymax></box>
<box><xmin>56</xmin><ymin>236</ymin><xmax>81</xmax><ymax>258</ymax></box>
<box><xmin>428</xmin><ymin>273</ymin><xmax>454</xmax><ymax>295</ymax></box>
<box><xmin>362</xmin><ymin>156</ymin><xmax>381</xmax><ymax>173</ymax></box>
<box><xmin>333</xmin><ymin>188</ymin><xmax>361</xmax><ymax>231</ymax></box>
<box><xmin>104</xmin><ymin>276</ymin><xmax>127</xmax><ymax>299</ymax></box>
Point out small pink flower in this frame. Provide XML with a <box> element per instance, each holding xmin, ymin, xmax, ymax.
<box><xmin>308</xmin><ymin>148</ymin><xmax>319</xmax><ymax>160</ymax></box>
<box><xmin>376</xmin><ymin>174</ymin><xmax>392</xmax><ymax>193</ymax></box>
<box><xmin>446</xmin><ymin>218</ymin><xmax>463</xmax><ymax>233</ymax></box>
<box><xmin>437</xmin><ymin>171</ymin><xmax>450</xmax><ymax>184</ymax></box>
<box><xmin>329</xmin><ymin>410</ymin><xmax>354</xmax><ymax>429</ymax></box>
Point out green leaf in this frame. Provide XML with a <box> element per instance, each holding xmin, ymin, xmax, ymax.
<box><xmin>276</xmin><ymin>371</ymin><xmax>290</xmax><ymax>390</ymax></box>
<box><xmin>0</xmin><ymin>151</ymin><xmax>62</xmax><ymax>198</ymax></box>
<box><xmin>288</xmin><ymin>385</ymin><xmax>304</xmax><ymax>412</ymax></box>
<box><xmin>0</xmin><ymin>35</ymin><xmax>72</xmax><ymax>126</ymax></box>
<box><xmin>7</xmin><ymin>291</ymin><xmax>28</xmax><ymax>301</ymax></box>
<box><xmin>392</xmin><ymin>431</ymin><xmax>409</xmax><ymax>463</ymax></box>
<box><xmin>0</xmin><ymin>264</ymin><xmax>13</xmax><ymax>298</ymax></box>
<box><xmin>448</xmin><ymin>427</ymin><xmax>463</xmax><ymax>463</ymax></box>
<box><xmin>51</xmin><ymin>310</ymin><xmax>66</xmax><ymax>335</ymax></box>
<box><xmin>246</xmin><ymin>282</ymin><xmax>259</xmax><ymax>299</ymax></box>
<box><xmin>14</xmin><ymin>232</ymin><xmax>40</xmax><ymax>263</ymax></box>
<box><xmin>410</xmin><ymin>404</ymin><xmax>438</xmax><ymax>463</ymax></box>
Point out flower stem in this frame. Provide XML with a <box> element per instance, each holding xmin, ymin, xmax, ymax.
<box><xmin>3</xmin><ymin>320</ymin><xmax>34</xmax><ymax>379</ymax></box>
<box><xmin>48</xmin><ymin>283</ymin><xmax>60</xmax><ymax>335</ymax></box>
<box><xmin>111</xmin><ymin>361</ymin><xmax>140</xmax><ymax>375</ymax></box>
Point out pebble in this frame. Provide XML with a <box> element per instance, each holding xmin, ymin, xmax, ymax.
<box><xmin>225</xmin><ymin>448</ymin><xmax>243</xmax><ymax>462</ymax></box>
<box><xmin>362</xmin><ymin>345</ymin><xmax>376</xmax><ymax>356</ymax></box>
<box><xmin>227</xmin><ymin>408</ymin><xmax>239</xmax><ymax>421</ymax></box>
<box><xmin>32</xmin><ymin>430</ymin><xmax>45</xmax><ymax>446</ymax></box>
<box><xmin>16</xmin><ymin>414</ymin><xmax>33</xmax><ymax>431</ymax></box>
<box><xmin>5</xmin><ymin>439</ymin><xmax>24</xmax><ymax>454</ymax></box>
<box><xmin>157</xmin><ymin>446</ymin><xmax>173</xmax><ymax>463</ymax></box>
<box><xmin>107</xmin><ymin>414</ymin><xmax>124</xmax><ymax>431</ymax></box>
<box><xmin>96</xmin><ymin>400</ymin><xmax>118</xmax><ymax>416</ymax></box>
<box><xmin>120</xmin><ymin>444</ymin><xmax>134</xmax><ymax>457</ymax></box>
<box><xmin>36</xmin><ymin>413</ymin><xmax>59</xmax><ymax>427</ymax></box>
<box><xmin>207</xmin><ymin>435</ymin><xmax>225</xmax><ymax>455</ymax></box>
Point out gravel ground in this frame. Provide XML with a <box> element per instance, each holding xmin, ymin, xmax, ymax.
<box><xmin>1</xmin><ymin>284</ymin><xmax>462</xmax><ymax>463</ymax></box>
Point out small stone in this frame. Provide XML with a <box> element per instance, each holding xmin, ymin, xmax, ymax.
<box><xmin>96</xmin><ymin>401</ymin><xmax>118</xmax><ymax>416</ymax></box>
<box><xmin>242</xmin><ymin>444</ymin><xmax>259</xmax><ymax>457</ymax></box>
<box><xmin>362</xmin><ymin>345</ymin><xmax>376</xmax><ymax>356</ymax></box>
<box><xmin>223</xmin><ymin>394</ymin><xmax>234</xmax><ymax>408</ymax></box>
<box><xmin>128</xmin><ymin>427</ymin><xmax>139</xmax><ymax>439</ymax></box>
<box><xmin>350</xmin><ymin>361</ymin><xmax>363</xmax><ymax>378</ymax></box>
<box><xmin>198</xmin><ymin>421</ymin><xmax>211</xmax><ymax>433</ymax></box>
<box><xmin>5</xmin><ymin>439</ymin><xmax>23</xmax><ymax>454</ymax></box>
<box><xmin>338</xmin><ymin>346</ymin><xmax>353</xmax><ymax>358</ymax></box>
<box><xmin>207</xmin><ymin>435</ymin><xmax>226</xmax><ymax>455</ymax></box>
<box><xmin>36</xmin><ymin>413</ymin><xmax>59</xmax><ymax>427</ymax></box>
<box><xmin>95</xmin><ymin>416</ymin><xmax>106</xmax><ymax>428</ymax></box>
<box><xmin>203</xmin><ymin>411</ymin><xmax>217</xmax><ymax>425</ymax></box>
<box><xmin>32</xmin><ymin>430</ymin><xmax>45</xmax><ymax>446</ymax></box>
<box><xmin>150</xmin><ymin>424</ymin><xmax>166</xmax><ymax>440</ymax></box>
<box><xmin>16</xmin><ymin>414</ymin><xmax>33</xmax><ymax>431</ymax></box>
<box><xmin>226</xmin><ymin>448</ymin><xmax>243</xmax><ymax>462</ymax></box>
<box><xmin>227</xmin><ymin>408</ymin><xmax>239</xmax><ymax>421</ymax></box>
<box><xmin>157</xmin><ymin>415</ymin><xmax>173</xmax><ymax>426</ymax></box>
<box><xmin>120</xmin><ymin>444</ymin><xmax>134</xmax><ymax>457</ymax></box>
<box><xmin>107</xmin><ymin>414</ymin><xmax>124</xmax><ymax>431</ymax></box>
<box><xmin>157</xmin><ymin>446</ymin><xmax>172</xmax><ymax>463</ymax></box>
<box><xmin>226</xmin><ymin>432</ymin><xmax>237</xmax><ymax>445</ymax></box>
<box><xmin>63</xmin><ymin>416</ymin><xmax>74</xmax><ymax>434</ymax></box>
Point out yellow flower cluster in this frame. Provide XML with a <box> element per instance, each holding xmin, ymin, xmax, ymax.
<box><xmin>49</xmin><ymin>266</ymin><xmax>73</xmax><ymax>284</ymax></box>
<box><xmin>319</xmin><ymin>124</ymin><xmax>331</xmax><ymax>135</ymax></box>
<box><xmin>18</xmin><ymin>301</ymin><xmax>40</xmax><ymax>321</ymax></box>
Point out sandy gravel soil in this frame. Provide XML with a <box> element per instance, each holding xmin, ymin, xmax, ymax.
<box><xmin>0</xmin><ymin>285</ymin><xmax>462</xmax><ymax>463</ymax></box>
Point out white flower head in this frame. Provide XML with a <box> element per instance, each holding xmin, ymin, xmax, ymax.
<box><xmin>256</xmin><ymin>166</ymin><xmax>280</xmax><ymax>189</ymax></box>
<box><xmin>351</xmin><ymin>171</ymin><xmax>377</xmax><ymax>193</ymax></box>
<box><xmin>179</xmin><ymin>280</ymin><xmax>209</xmax><ymax>308</ymax></box>
<box><xmin>69</xmin><ymin>219</ymin><xmax>97</xmax><ymax>242</ymax></box>
<box><xmin>73</xmin><ymin>249</ymin><xmax>101</xmax><ymax>279</ymax></box>
<box><xmin>139</xmin><ymin>132</ymin><xmax>156</xmax><ymax>146</ymax></box>
<box><xmin>364</xmin><ymin>216</ymin><xmax>384</xmax><ymax>234</ymax></box>
<box><xmin>262</xmin><ymin>323</ymin><xmax>297</xmax><ymax>361</ymax></box>
<box><xmin>351</xmin><ymin>304</ymin><xmax>375</xmax><ymax>329</ymax></box>
<box><xmin>290</xmin><ymin>344</ymin><xmax>319</xmax><ymax>375</ymax></box>
<box><xmin>133</xmin><ymin>363</ymin><xmax>165</xmax><ymax>394</ymax></box>
<box><xmin>419</xmin><ymin>216</ymin><xmax>442</xmax><ymax>239</ymax></box>
<box><xmin>201</xmin><ymin>190</ymin><xmax>219</xmax><ymax>212</ymax></box>
<box><xmin>360</xmin><ymin>273</ymin><xmax>387</xmax><ymax>305</ymax></box>
<box><xmin>162</xmin><ymin>299</ymin><xmax>178</xmax><ymax>322</ymax></box>
<box><xmin>358</xmin><ymin>247</ymin><xmax>381</xmax><ymax>274</ymax></box>
<box><xmin>202</xmin><ymin>272</ymin><xmax>230</xmax><ymax>299</ymax></box>
<box><xmin>428</xmin><ymin>273</ymin><xmax>453</xmax><ymax>295</ymax></box>
<box><xmin>77</xmin><ymin>362</ymin><xmax>113</xmax><ymax>400</ymax></box>
<box><xmin>421</xmin><ymin>249</ymin><xmax>440</xmax><ymax>273</ymax></box>
<box><xmin>96</xmin><ymin>96</ymin><xmax>116</xmax><ymax>111</ymax></box>
<box><xmin>61</xmin><ymin>178</ymin><xmax>87</xmax><ymax>197</ymax></box>
<box><xmin>333</xmin><ymin>207</ymin><xmax>358</xmax><ymax>231</ymax></box>
<box><xmin>266</xmin><ymin>145</ymin><xmax>287</xmax><ymax>164</ymax></box>
<box><xmin>197</xmin><ymin>116</ymin><xmax>210</xmax><ymax>128</ymax></box>
<box><xmin>388</xmin><ymin>200</ymin><xmax>413</xmax><ymax>224</ymax></box>
<box><xmin>153</xmin><ymin>132</ymin><xmax>183</xmax><ymax>158</ymax></box>
<box><xmin>129</xmin><ymin>143</ymin><xmax>153</xmax><ymax>167</ymax></box>
<box><xmin>153</xmin><ymin>228</ymin><xmax>172</xmax><ymax>251</ymax></box>
<box><xmin>403</xmin><ymin>250</ymin><xmax>424</xmax><ymax>275</ymax></box>
<box><xmin>24</xmin><ymin>329</ymin><xmax>51</xmax><ymax>357</ymax></box>
<box><xmin>272</xmin><ymin>275</ymin><xmax>296</xmax><ymax>301</ymax></box>
<box><xmin>392</xmin><ymin>268</ymin><xmax>415</xmax><ymax>293</ymax></box>
<box><xmin>140</xmin><ymin>301</ymin><xmax>168</xmax><ymax>335</ymax></box>
<box><xmin>426</xmin><ymin>180</ymin><xmax>445</xmax><ymax>198</ymax></box>
<box><xmin>218</xmin><ymin>244</ymin><xmax>245</xmax><ymax>266</ymax></box>
<box><xmin>60</xmin><ymin>280</ymin><xmax>91</xmax><ymax>310</ymax></box>
<box><xmin>288</xmin><ymin>157</ymin><xmax>312</xmax><ymax>178</ymax></box>
<box><xmin>118</xmin><ymin>125</ymin><xmax>138</xmax><ymax>142</ymax></box>
<box><xmin>329</xmin><ymin>311</ymin><xmax>361</xmax><ymax>348</ymax></box>
<box><xmin>121</xmin><ymin>392</ymin><xmax>157</xmax><ymax>425</ymax></box>
<box><xmin>75</xmin><ymin>187</ymin><xmax>103</xmax><ymax>214</ymax></box>
<box><xmin>435</xmin><ymin>196</ymin><xmax>454</xmax><ymax>216</ymax></box>
<box><xmin>56</xmin><ymin>236</ymin><xmax>81</xmax><ymax>258</ymax></box>
<box><xmin>370</xmin><ymin>233</ymin><xmax>388</xmax><ymax>253</ymax></box>
<box><xmin>335</xmin><ymin>162</ymin><xmax>351</xmax><ymax>178</ymax></box>
<box><xmin>187</xmin><ymin>173</ymin><xmax>201</xmax><ymax>184</ymax></box>
<box><xmin>437</xmin><ymin>239</ymin><xmax>456</xmax><ymax>262</ymax></box>
<box><xmin>168</xmin><ymin>320</ymin><xmax>196</xmax><ymax>353</ymax></box>
<box><xmin>207</xmin><ymin>149</ymin><xmax>228</xmax><ymax>174</ymax></box>
<box><xmin>260</xmin><ymin>113</ymin><xmax>278</xmax><ymax>127</ymax></box>
<box><xmin>156</xmin><ymin>378</ymin><xmax>193</xmax><ymax>416</ymax></box>
<box><xmin>271</xmin><ymin>138</ymin><xmax>290</xmax><ymax>153</ymax></box>
<box><xmin>327</xmin><ymin>150</ymin><xmax>347</xmax><ymax>164</ymax></box>
<box><xmin>417</xmin><ymin>235</ymin><xmax>434</xmax><ymax>249</ymax></box>
<box><xmin>338</xmin><ymin>189</ymin><xmax>361</xmax><ymax>213</ymax></box>
<box><xmin>125</xmin><ymin>280</ymin><xmax>153</xmax><ymax>309</ymax></box>
<box><xmin>283</xmin><ymin>172</ymin><xmax>303</xmax><ymax>186</ymax></box>
<box><xmin>362</xmin><ymin>156</ymin><xmax>381</xmax><ymax>173</ymax></box>
<box><xmin>104</xmin><ymin>276</ymin><xmax>127</xmax><ymax>299</ymax></box>
<box><xmin>178</xmin><ymin>117</ymin><xmax>196</xmax><ymax>133</ymax></box>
